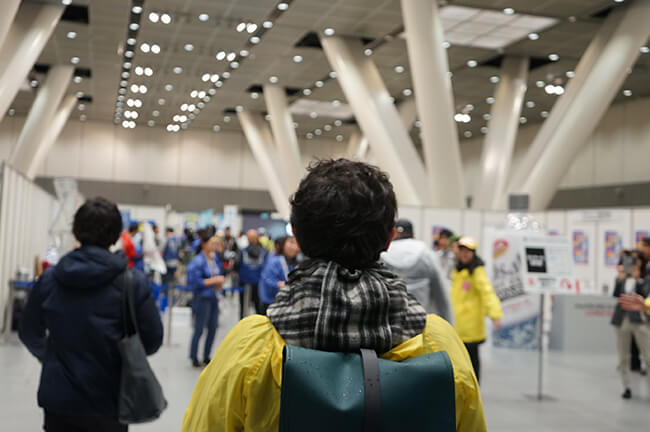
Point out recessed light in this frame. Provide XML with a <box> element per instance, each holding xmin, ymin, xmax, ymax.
<box><xmin>227</xmin><ymin>52</ymin><xmax>236</xmax><ymax>61</ymax></box>
<box><xmin>67</xmin><ymin>31</ymin><xmax>77</xmax><ymax>39</ymax></box>
<box><xmin>480</xmin><ymin>127</ymin><xmax>488</xmax><ymax>134</ymax></box>
<box><xmin>73</xmin><ymin>76</ymin><xmax>82</xmax><ymax>84</ymax></box>
<box><xmin>293</xmin><ymin>55</ymin><xmax>303</xmax><ymax>63</ymax></box>
<box><xmin>329</xmin><ymin>71</ymin><xmax>337</xmax><ymax>79</ymax></box>
<box><xmin>306</xmin><ymin>133</ymin><xmax>313</xmax><ymax>139</ymax></box>
<box><xmin>127</xmin><ymin>38</ymin><xmax>136</xmax><ymax>45</ymax></box>
<box><xmin>129</xmin><ymin>23</ymin><xmax>139</xmax><ymax>31</ymax></box>
<box><xmin>247</xmin><ymin>23</ymin><xmax>258</xmax><ymax>33</ymax></box>
<box><xmin>442</xmin><ymin>41</ymin><xmax>451</xmax><ymax>49</ymax></box>
<box><xmin>323</xmin><ymin>28</ymin><xmax>335</xmax><ymax>36</ymax></box>
<box><xmin>314</xmin><ymin>129</ymin><xmax>322</xmax><ymax>136</ymax></box>
<box><xmin>208</xmin><ymin>88</ymin><xmax>217</xmax><ymax>95</ymax></box>
<box><xmin>250</xmin><ymin>36</ymin><xmax>261</xmax><ymax>44</ymax></box>
<box><xmin>528</xmin><ymin>33</ymin><xmax>539</xmax><ymax>40</ymax></box>
<box><xmin>483</xmin><ymin>113</ymin><xmax>491</xmax><ymax>121</ymax></box>
<box><xmin>224</xmin><ymin>116</ymin><xmax>232</xmax><ymax>123</ymax></box>
<box><xmin>132</xmin><ymin>6</ymin><xmax>142</xmax><ymax>14</ymax></box>
<box><xmin>402</xmin><ymin>88</ymin><xmax>412</xmax><ymax>96</ymax></box>
<box><xmin>640</xmin><ymin>46</ymin><xmax>649</xmax><ymax>54</ymax></box>
<box><xmin>303</xmin><ymin>88</ymin><xmax>312</xmax><ymax>96</ymax></box>
<box><xmin>184</xmin><ymin>44</ymin><xmax>194</xmax><ymax>52</ymax></box>
<box><xmin>503</xmin><ymin>8</ymin><xmax>515</xmax><ymax>15</ymax></box>
<box><xmin>536</xmin><ymin>80</ymin><xmax>545</xmax><ymax>88</ymax></box>
<box><xmin>152</xmin><ymin>110</ymin><xmax>160</xmax><ymax>117</ymax></box>
<box><xmin>394</xmin><ymin>65</ymin><xmax>405</xmax><ymax>73</ymax></box>
<box><xmin>62</xmin><ymin>0</ymin><xmax>72</xmax><ymax>5</ymax></box>
<box><xmin>310</xmin><ymin>112</ymin><xmax>318</xmax><ymax>119</ymax></box>
<box><xmin>540</xmin><ymin>111</ymin><xmax>549</xmax><ymax>118</ymax></box>
<box><xmin>324</xmin><ymin>124</ymin><xmax>332</xmax><ymax>131</ymax></box>
<box><xmin>140</xmin><ymin>43</ymin><xmax>150</xmax><ymax>53</ymax></box>
<box><xmin>614</xmin><ymin>0</ymin><xmax>624</xmax><ymax>3</ymax></box>
<box><xmin>160</xmin><ymin>14</ymin><xmax>172</xmax><ymax>24</ymax></box>
<box><xmin>158</xmin><ymin>98</ymin><xmax>166</xmax><ymax>105</ymax></box>
<box><xmin>151</xmin><ymin>44</ymin><xmax>161</xmax><ymax>54</ymax></box>
<box><xmin>263</xmin><ymin>21</ymin><xmax>273</xmax><ymax>29</ymax></box>
<box><xmin>251</xmin><ymin>92</ymin><xmax>259</xmax><ymax>99</ymax></box>
<box><xmin>124</xmin><ymin>50</ymin><xmax>134</xmax><ymax>58</ymax></box>
<box><xmin>364</xmin><ymin>49</ymin><xmax>373</xmax><ymax>56</ymax></box>
<box><xmin>269</xmin><ymin>76</ymin><xmax>279</xmax><ymax>83</ymax></box>
<box><xmin>173</xmin><ymin>66</ymin><xmax>183</xmax><ymax>74</ymax></box>
<box><xmin>566</xmin><ymin>70</ymin><xmax>575</xmax><ymax>78</ymax></box>
<box><xmin>464</xmin><ymin>131</ymin><xmax>472</xmax><ymax>138</ymax></box>
<box><xmin>486</xmin><ymin>97</ymin><xmax>495</xmax><ymax>104</ymax></box>
<box><xmin>80</xmin><ymin>114</ymin><xmax>87</xmax><ymax>122</ymax></box>
<box><xmin>216</xmin><ymin>51</ymin><xmax>226</xmax><ymax>60</ymax></box>
<box><xmin>548</xmin><ymin>53</ymin><xmax>559</xmax><ymax>61</ymax></box>
<box><xmin>202</xmin><ymin>73</ymin><xmax>210</xmax><ymax>82</ymax></box>
<box><xmin>519</xmin><ymin>117</ymin><xmax>527</xmax><ymax>124</ymax></box>
<box><xmin>331</xmin><ymin>100</ymin><xmax>340</xmax><ymax>107</ymax></box>
<box><xmin>336</xmin><ymin>135</ymin><xmax>344</xmax><ymax>142</ymax></box>
<box><xmin>467</xmin><ymin>59</ymin><xmax>478</xmax><ymax>68</ymax></box>
<box><xmin>134</xmin><ymin>66</ymin><xmax>143</xmax><ymax>75</ymax></box>
<box><xmin>623</xmin><ymin>89</ymin><xmax>632</xmax><ymax>96</ymax></box>
<box><xmin>240</xmin><ymin>50</ymin><xmax>249</xmax><ymax>57</ymax></box>
<box><xmin>277</xmin><ymin>2</ymin><xmax>289</xmax><ymax>11</ymax></box>
<box><xmin>213</xmin><ymin>125</ymin><xmax>221</xmax><ymax>132</ymax></box>
<box><xmin>334</xmin><ymin>120</ymin><xmax>342</xmax><ymax>127</ymax></box>
<box><xmin>315</xmin><ymin>80</ymin><xmax>324</xmax><ymax>88</ymax></box>
<box><xmin>164</xmin><ymin>84</ymin><xmax>173</xmax><ymax>91</ymax></box>
<box><xmin>236</xmin><ymin>22</ymin><xmax>246</xmax><ymax>32</ymax></box>
<box><xmin>70</xmin><ymin>56</ymin><xmax>80</xmax><ymax>64</ymax></box>
<box><xmin>211</xmin><ymin>74</ymin><xmax>220</xmax><ymax>82</ymax></box>
<box><xmin>215</xmin><ymin>81</ymin><xmax>223</xmax><ymax>87</ymax></box>
<box><xmin>198</xmin><ymin>13</ymin><xmax>209</xmax><ymax>22</ymax></box>
<box><xmin>526</xmin><ymin>101</ymin><xmax>536</xmax><ymax>108</ymax></box>
<box><xmin>121</xmin><ymin>71</ymin><xmax>130</xmax><ymax>79</ymax></box>
<box><xmin>489</xmin><ymin>75</ymin><xmax>499</xmax><ymax>83</ymax></box>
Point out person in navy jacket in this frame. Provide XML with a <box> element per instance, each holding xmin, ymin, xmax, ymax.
<box><xmin>239</xmin><ymin>229</ymin><xmax>268</xmax><ymax>316</ymax></box>
<box><xmin>19</xmin><ymin>197</ymin><xmax>163</xmax><ymax>432</ymax></box>
<box><xmin>186</xmin><ymin>233</ymin><xmax>225</xmax><ymax>367</ymax></box>
<box><xmin>259</xmin><ymin>236</ymin><xmax>299</xmax><ymax>314</ymax></box>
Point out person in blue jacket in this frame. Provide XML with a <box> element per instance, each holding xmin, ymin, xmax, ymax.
<box><xmin>19</xmin><ymin>197</ymin><xmax>163</xmax><ymax>432</ymax></box>
<box><xmin>187</xmin><ymin>233</ymin><xmax>225</xmax><ymax>367</ymax></box>
<box><xmin>259</xmin><ymin>236</ymin><xmax>299</xmax><ymax>314</ymax></box>
<box><xmin>239</xmin><ymin>229</ymin><xmax>267</xmax><ymax>317</ymax></box>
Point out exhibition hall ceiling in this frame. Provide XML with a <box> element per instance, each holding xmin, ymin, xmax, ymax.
<box><xmin>8</xmin><ymin>0</ymin><xmax>650</xmax><ymax>143</ymax></box>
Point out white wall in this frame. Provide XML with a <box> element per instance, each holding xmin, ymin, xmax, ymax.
<box><xmin>461</xmin><ymin>97</ymin><xmax>650</xmax><ymax>194</ymax></box>
<box><xmin>0</xmin><ymin>117</ymin><xmax>347</xmax><ymax>191</ymax></box>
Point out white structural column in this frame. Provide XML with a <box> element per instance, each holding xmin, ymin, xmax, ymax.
<box><xmin>397</xmin><ymin>96</ymin><xmax>417</xmax><ymax>130</ymax></box>
<box><xmin>26</xmin><ymin>94</ymin><xmax>77</xmax><ymax>179</ymax></box>
<box><xmin>346</xmin><ymin>129</ymin><xmax>369</xmax><ymax>161</ymax></box>
<box><xmin>0</xmin><ymin>0</ymin><xmax>21</xmax><ymax>50</ymax></box>
<box><xmin>321</xmin><ymin>36</ymin><xmax>431</xmax><ymax>206</ymax></box>
<box><xmin>473</xmin><ymin>56</ymin><xmax>529</xmax><ymax>210</ymax></box>
<box><xmin>401</xmin><ymin>0</ymin><xmax>465</xmax><ymax>207</ymax></box>
<box><xmin>521</xmin><ymin>1</ymin><xmax>650</xmax><ymax>211</ymax></box>
<box><xmin>238</xmin><ymin>110</ymin><xmax>291</xmax><ymax>218</ymax></box>
<box><xmin>0</xmin><ymin>3</ymin><xmax>63</xmax><ymax>124</ymax></box>
<box><xmin>11</xmin><ymin>65</ymin><xmax>75</xmax><ymax>177</ymax></box>
<box><xmin>263</xmin><ymin>84</ymin><xmax>304</xmax><ymax>193</ymax></box>
<box><xmin>506</xmin><ymin>6</ymin><xmax>625</xmax><ymax>197</ymax></box>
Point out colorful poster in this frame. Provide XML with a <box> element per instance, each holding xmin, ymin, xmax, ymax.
<box><xmin>604</xmin><ymin>231</ymin><xmax>622</xmax><ymax>266</ymax></box>
<box><xmin>198</xmin><ymin>209</ymin><xmax>214</xmax><ymax>228</ymax></box>
<box><xmin>119</xmin><ymin>210</ymin><xmax>131</xmax><ymax>231</ymax></box>
<box><xmin>183</xmin><ymin>212</ymin><xmax>199</xmax><ymax>229</ymax></box>
<box><xmin>572</xmin><ymin>230</ymin><xmax>589</xmax><ymax>264</ymax></box>
<box><xmin>635</xmin><ymin>230</ymin><xmax>649</xmax><ymax>246</ymax></box>
<box><xmin>432</xmin><ymin>225</ymin><xmax>447</xmax><ymax>249</ymax></box>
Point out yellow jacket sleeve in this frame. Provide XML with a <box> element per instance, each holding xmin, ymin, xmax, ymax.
<box><xmin>646</xmin><ymin>297</ymin><xmax>650</xmax><ymax>314</ymax></box>
<box><xmin>473</xmin><ymin>267</ymin><xmax>503</xmax><ymax>320</ymax></box>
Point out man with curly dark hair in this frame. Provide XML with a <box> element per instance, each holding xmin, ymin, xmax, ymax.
<box><xmin>183</xmin><ymin>159</ymin><xmax>486</xmax><ymax>431</ymax></box>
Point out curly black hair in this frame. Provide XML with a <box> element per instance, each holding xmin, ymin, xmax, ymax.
<box><xmin>72</xmin><ymin>197</ymin><xmax>123</xmax><ymax>248</ymax></box>
<box><xmin>290</xmin><ymin>159</ymin><xmax>397</xmax><ymax>269</ymax></box>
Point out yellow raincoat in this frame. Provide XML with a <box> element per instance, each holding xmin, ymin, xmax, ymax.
<box><xmin>182</xmin><ymin>314</ymin><xmax>486</xmax><ymax>432</ymax></box>
<box><xmin>451</xmin><ymin>265</ymin><xmax>503</xmax><ymax>343</ymax></box>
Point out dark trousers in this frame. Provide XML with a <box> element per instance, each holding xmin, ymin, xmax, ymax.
<box><xmin>631</xmin><ymin>336</ymin><xmax>643</xmax><ymax>371</ymax></box>
<box><xmin>44</xmin><ymin>412</ymin><xmax>126</xmax><ymax>432</ymax></box>
<box><xmin>190</xmin><ymin>296</ymin><xmax>219</xmax><ymax>362</ymax></box>
<box><xmin>464</xmin><ymin>342</ymin><xmax>481</xmax><ymax>383</ymax></box>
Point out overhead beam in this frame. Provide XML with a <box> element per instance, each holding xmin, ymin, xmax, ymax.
<box><xmin>0</xmin><ymin>0</ymin><xmax>21</xmax><ymax>51</ymax></box>
<box><xmin>321</xmin><ymin>36</ymin><xmax>431</xmax><ymax>206</ymax></box>
<box><xmin>401</xmin><ymin>0</ymin><xmax>465</xmax><ymax>207</ymax></box>
<box><xmin>473</xmin><ymin>56</ymin><xmax>529</xmax><ymax>210</ymax></box>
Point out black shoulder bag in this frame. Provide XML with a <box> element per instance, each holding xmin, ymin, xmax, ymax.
<box><xmin>117</xmin><ymin>269</ymin><xmax>168</xmax><ymax>424</ymax></box>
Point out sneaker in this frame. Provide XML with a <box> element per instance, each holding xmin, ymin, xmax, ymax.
<box><xmin>192</xmin><ymin>359</ymin><xmax>201</xmax><ymax>368</ymax></box>
<box><xmin>622</xmin><ymin>388</ymin><xmax>632</xmax><ymax>399</ymax></box>
<box><xmin>203</xmin><ymin>358</ymin><xmax>211</xmax><ymax>366</ymax></box>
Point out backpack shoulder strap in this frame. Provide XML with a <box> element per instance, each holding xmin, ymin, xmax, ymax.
<box><xmin>360</xmin><ymin>348</ymin><xmax>380</xmax><ymax>432</ymax></box>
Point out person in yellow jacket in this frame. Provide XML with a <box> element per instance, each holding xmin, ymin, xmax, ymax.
<box><xmin>182</xmin><ymin>159</ymin><xmax>487</xmax><ymax>431</ymax></box>
<box><xmin>451</xmin><ymin>236</ymin><xmax>503</xmax><ymax>382</ymax></box>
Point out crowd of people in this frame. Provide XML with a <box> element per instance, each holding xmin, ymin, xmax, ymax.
<box><xmin>14</xmin><ymin>158</ymin><xmax>650</xmax><ymax>431</ymax></box>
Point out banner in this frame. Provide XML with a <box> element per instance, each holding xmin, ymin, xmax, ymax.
<box><xmin>572</xmin><ymin>230</ymin><xmax>589</xmax><ymax>264</ymax></box>
<box><xmin>604</xmin><ymin>230</ymin><xmax>622</xmax><ymax>267</ymax></box>
<box><xmin>635</xmin><ymin>230</ymin><xmax>649</xmax><ymax>246</ymax></box>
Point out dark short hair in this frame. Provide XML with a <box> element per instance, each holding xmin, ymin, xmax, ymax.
<box><xmin>166</xmin><ymin>227</ymin><xmax>174</xmax><ymax>233</ymax></box>
<box><xmin>290</xmin><ymin>159</ymin><xmax>397</xmax><ymax>269</ymax></box>
<box><xmin>642</xmin><ymin>237</ymin><xmax>650</xmax><ymax>247</ymax></box>
<box><xmin>128</xmin><ymin>222</ymin><xmax>139</xmax><ymax>233</ymax></box>
<box><xmin>73</xmin><ymin>197</ymin><xmax>123</xmax><ymax>248</ymax></box>
<box><xmin>439</xmin><ymin>229</ymin><xmax>454</xmax><ymax>239</ymax></box>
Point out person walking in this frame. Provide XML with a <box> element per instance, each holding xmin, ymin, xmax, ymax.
<box><xmin>258</xmin><ymin>236</ymin><xmax>299</xmax><ymax>314</ymax></box>
<box><xmin>450</xmin><ymin>236</ymin><xmax>503</xmax><ymax>383</ymax></box>
<box><xmin>19</xmin><ymin>197</ymin><xmax>163</xmax><ymax>432</ymax></box>
<box><xmin>238</xmin><ymin>229</ymin><xmax>267</xmax><ymax>317</ymax></box>
<box><xmin>187</xmin><ymin>234</ymin><xmax>225</xmax><ymax>368</ymax></box>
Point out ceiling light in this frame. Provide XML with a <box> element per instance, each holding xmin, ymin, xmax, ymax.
<box><xmin>191</xmin><ymin>90</ymin><xmax>198</xmax><ymax>98</ymax></box>
<box><xmin>309</xmin><ymin>112</ymin><xmax>318</xmax><ymax>119</ymax></box>
<box><xmin>614</xmin><ymin>0</ymin><xmax>624</xmax><ymax>3</ymax></box>
<box><xmin>303</xmin><ymin>88</ymin><xmax>312</xmax><ymax>96</ymax></box>
<box><xmin>489</xmin><ymin>75</ymin><xmax>499</xmax><ymax>83</ymax></box>
<box><xmin>80</xmin><ymin>114</ymin><xmax>87</xmax><ymax>122</ymax></box>
<box><xmin>465</xmin><ymin>104</ymin><xmax>474</xmax><ymax>112</ymax></box>
<box><xmin>323</xmin><ymin>28</ymin><xmax>335</xmax><ymax>36</ymax></box>
<box><xmin>263</xmin><ymin>21</ymin><xmax>273</xmax><ymax>29</ymax></box>
<box><xmin>70</xmin><ymin>56</ymin><xmax>80</xmax><ymax>64</ymax></box>
<box><xmin>129</xmin><ymin>23</ymin><xmax>139</xmax><ymax>31</ymax></box>
<box><xmin>198</xmin><ymin>91</ymin><xmax>206</xmax><ymax>99</ymax></box>
<box><xmin>324</xmin><ymin>124</ymin><xmax>332</xmax><ymax>131</ymax></box>
<box><xmin>127</xmin><ymin>38</ymin><xmax>136</xmax><ymax>45</ymax></box>
<box><xmin>519</xmin><ymin>117</ymin><xmax>527</xmax><ymax>124</ymax></box>
<box><xmin>234</xmin><ymin>105</ymin><xmax>243</xmax><ymax>113</ymax></box>
<box><xmin>623</xmin><ymin>89</ymin><xmax>632</xmax><ymax>96</ymax></box>
<box><xmin>331</xmin><ymin>100</ymin><xmax>341</xmax><ymax>107</ymax></box>
<box><xmin>315</xmin><ymin>80</ymin><xmax>324</xmax><ymax>88</ymax></box>
<box><xmin>160</xmin><ymin>14</ymin><xmax>172</xmax><ymax>24</ymax></box>
<box><xmin>467</xmin><ymin>59</ymin><xmax>478</xmax><ymax>68</ymax></box>
<box><xmin>236</xmin><ymin>22</ymin><xmax>246</xmax><ymax>32</ymax></box>
<box><xmin>149</xmin><ymin>12</ymin><xmax>159</xmax><ymax>23</ymax></box>
<box><xmin>208</xmin><ymin>88</ymin><xmax>217</xmax><ymax>95</ymax></box>
<box><xmin>140</xmin><ymin>43</ymin><xmax>150</xmax><ymax>53</ymax></box>
<box><xmin>211</xmin><ymin>74</ymin><xmax>220</xmax><ymax>82</ymax></box>
<box><xmin>134</xmin><ymin>99</ymin><xmax>142</xmax><ymax>108</ymax></box>
<box><xmin>454</xmin><ymin>113</ymin><xmax>471</xmax><ymax>123</ymax></box>
<box><xmin>132</xmin><ymin>6</ymin><xmax>142</xmax><ymax>14</ymax></box>
<box><xmin>152</xmin><ymin>110</ymin><xmax>160</xmax><ymax>117</ymax></box>
<box><xmin>67</xmin><ymin>31</ymin><xmax>77</xmax><ymax>39</ymax></box>
<box><xmin>402</xmin><ymin>88</ymin><xmax>412</xmax><ymax>96</ymax></box>
<box><xmin>240</xmin><ymin>50</ymin><xmax>249</xmax><ymax>57</ymax></box>
<box><xmin>641</xmin><ymin>46</ymin><xmax>650</xmax><ymax>54</ymax></box>
<box><xmin>442</xmin><ymin>41</ymin><xmax>451</xmax><ymax>49</ymax></box>
<box><xmin>144</xmin><ymin>67</ymin><xmax>153</xmax><ymax>76</ymax></box>
<box><xmin>306</xmin><ymin>133</ymin><xmax>313</xmax><ymax>139</ymax></box>
<box><xmin>135</xmin><ymin>66</ymin><xmax>144</xmax><ymax>75</ymax></box>
<box><xmin>269</xmin><ymin>76</ymin><xmax>279</xmax><ymax>83</ymax></box>
<box><xmin>536</xmin><ymin>80</ymin><xmax>545</xmax><ymax>88</ymax></box>
<box><xmin>151</xmin><ymin>44</ymin><xmax>161</xmax><ymax>54</ymax></box>
<box><xmin>124</xmin><ymin>50</ymin><xmax>134</xmax><ymax>59</ymax></box>
<box><xmin>227</xmin><ymin>52</ymin><xmax>236</xmax><ymax>61</ymax></box>
<box><xmin>566</xmin><ymin>70</ymin><xmax>575</xmax><ymax>78</ymax></box>
<box><xmin>251</xmin><ymin>92</ymin><xmax>259</xmax><ymax>99</ymax></box>
<box><xmin>122</xmin><ymin>120</ymin><xmax>130</xmax><ymax>128</ymax></box>
<box><xmin>394</xmin><ymin>65</ymin><xmax>405</xmax><ymax>73</ymax></box>
<box><xmin>293</xmin><ymin>55</ymin><xmax>303</xmax><ymax>63</ymax></box>
<box><xmin>202</xmin><ymin>73</ymin><xmax>210</xmax><ymax>82</ymax></box>
<box><xmin>147</xmin><ymin>120</ymin><xmax>154</xmax><ymax>127</ymax></box>
<box><xmin>120</xmin><ymin>80</ymin><xmax>127</xmax><ymax>87</ymax></box>
<box><xmin>277</xmin><ymin>3</ymin><xmax>289</xmax><ymax>11</ymax></box>
<box><xmin>127</xmin><ymin>99</ymin><xmax>135</xmax><ymax>107</ymax></box>
<box><xmin>334</xmin><ymin>120</ymin><xmax>342</xmax><ymax>127</ymax></box>
<box><xmin>528</xmin><ymin>33</ymin><xmax>539</xmax><ymax>40</ymax></box>
<box><xmin>173</xmin><ymin>66</ymin><xmax>183</xmax><ymax>74</ymax></box>
<box><xmin>526</xmin><ymin>101</ymin><xmax>536</xmax><ymax>108</ymax></box>
<box><xmin>486</xmin><ymin>97</ymin><xmax>495</xmax><ymax>104</ymax></box>
<box><xmin>364</xmin><ymin>49</ymin><xmax>373</xmax><ymax>56</ymax></box>
<box><xmin>224</xmin><ymin>116</ymin><xmax>232</xmax><ymax>123</ymax></box>
<box><xmin>503</xmin><ymin>8</ymin><xmax>515</xmax><ymax>15</ymax></box>
<box><xmin>216</xmin><ymin>51</ymin><xmax>226</xmax><ymax>61</ymax></box>
<box><xmin>464</xmin><ymin>131</ymin><xmax>473</xmax><ymax>138</ymax></box>
<box><xmin>184</xmin><ymin>44</ymin><xmax>194</xmax><ymax>52</ymax></box>
<box><xmin>203</xmin><ymin>96</ymin><xmax>211</xmax><ymax>103</ymax></box>
<box><xmin>62</xmin><ymin>0</ymin><xmax>72</xmax><ymax>5</ymax></box>
<box><xmin>198</xmin><ymin>13</ymin><xmax>209</xmax><ymax>22</ymax></box>
<box><xmin>548</xmin><ymin>53</ymin><xmax>559</xmax><ymax>61</ymax></box>
<box><xmin>78</xmin><ymin>104</ymin><xmax>85</xmax><ymax>111</ymax></box>
<box><xmin>247</xmin><ymin>23</ymin><xmax>258</xmax><ymax>33</ymax></box>
<box><xmin>181</xmin><ymin>104</ymin><xmax>189</xmax><ymax>112</ymax></box>
<box><xmin>329</xmin><ymin>71</ymin><xmax>337</xmax><ymax>79</ymax></box>
<box><xmin>480</xmin><ymin>127</ymin><xmax>488</xmax><ymax>134</ymax></box>
<box><xmin>119</xmin><ymin>88</ymin><xmax>127</xmax><ymax>95</ymax></box>
<box><xmin>130</xmin><ymin>84</ymin><xmax>139</xmax><ymax>93</ymax></box>
<box><xmin>139</xmin><ymin>85</ymin><xmax>147</xmax><ymax>93</ymax></box>
<box><xmin>250</xmin><ymin>36</ymin><xmax>261</xmax><ymax>44</ymax></box>
<box><xmin>158</xmin><ymin>98</ymin><xmax>166</xmax><ymax>105</ymax></box>
<box><xmin>540</xmin><ymin>111</ymin><xmax>549</xmax><ymax>118</ymax></box>
<box><xmin>164</xmin><ymin>84</ymin><xmax>173</xmax><ymax>91</ymax></box>
<box><xmin>215</xmin><ymin>81</ymin><xmax>223</xmax><ymax>87</ymax></box>
<box><xmin>314</xmin><ymin>129</ymin><xmax>322</xmax><ymax>136</ymax></box>
<box><xmin>544</xmin><ymin>84</ymin><xmax>554</xmax><ymax>94</ymax></box>
<box><xmin>188</xmin><ymin>104</ymin><xmax>196</xmax><ymax>111</ymax></box>
<box><xmin>73</xmin><ymin>76</ymin><xmax>82</xmax><ymax>84</ymax></box>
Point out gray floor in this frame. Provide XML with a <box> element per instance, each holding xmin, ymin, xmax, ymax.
<box><xmin>1</xmin><ymin>294</ymin><xmax>648</xmax><ymax>431</ymax></box>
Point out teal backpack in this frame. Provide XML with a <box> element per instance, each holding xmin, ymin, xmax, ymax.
<box><xmin>279</xmin><ymin>345</ymin><xmax>456</xmax><ymax>432</ymax></box>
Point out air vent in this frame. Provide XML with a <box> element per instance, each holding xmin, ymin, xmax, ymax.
<box><xmin>246</xmin><ymin>84</ymin><xmax>301</xmax><ymax>96</ymax></box>
<box><xmin>74</xmin><ymin>67</ymin><xmax>92</xmax><ymax>78</ymax></box>
<box><xmin>481</xmin><ymin>55</ymin><xmax>553</xmax><ymax>71</ymax></box>
<box><xmin>591</xmin><ymin>7</ymin><xmax>613</xmax><ymax>19</ymax></box>
<box><xmin>33</xmin><ymin>64</ymin><xmax>50</xmax><ymax>74</ymax></box>
<box><xmin>295</xmin><ymin>32</ymin><xmax>373</xmax><ymax>49</ymax></box>
<box><xmin>62</xmin><ymin>5</ymin><xmax>89</xmax><ymax>24</ymax></box>
<box><xmin>77</xmin><ymin>95</ymin><xmax>93</xmax><ymax>103</ymax></box>
<box><xmin>224</xmin><ymin>108</ymin><xmax>237</xmax><ymax>114</ymax></box>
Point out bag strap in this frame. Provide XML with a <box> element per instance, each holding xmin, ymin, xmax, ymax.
<box><xmin>360</xmin><ymin>348</ymin><xmax>381</xmax><ymax>432</ymax></box>
<box><xmin>121</xmin><ymin>268</ymin><xmax>139</xmax><ymax>336</ymax></box>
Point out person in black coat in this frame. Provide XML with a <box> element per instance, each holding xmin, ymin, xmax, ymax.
<box><xmin>19</xmin><ymin>197</ymin><xmax>163</xmax><ymax>432</ymax></box>
<box><xmin>611</xmin><ymin>255</ymin><xmax>650</xmax><ymax>400</ymax></box>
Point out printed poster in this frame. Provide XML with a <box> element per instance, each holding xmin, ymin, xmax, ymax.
<box><xmin>604</xmin><ymin>231</ymin><xmax>622</xmax><ymax>267</ymax></box>
<box><xmin>635</xmin><ymin>230</ymin><xmax>649</xmax><ymax>246</ymax></box>
<box><xmin>432</xmin><ymin>225</ymin><xmax>448</xmax><ymax>249</ymax></box>
<box><xmin>572</xmin><ymin>230</ymin><xmax>589</xmax><ymax>264</ymax></box>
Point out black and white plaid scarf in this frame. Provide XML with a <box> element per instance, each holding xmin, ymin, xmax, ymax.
<box><xmin>267</xmin><ymin>259</ymin><xmax>427</xmax><ymax>354</ymax></box>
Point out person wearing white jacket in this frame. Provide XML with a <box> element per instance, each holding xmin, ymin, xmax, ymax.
<box><xmin>381</xmin><ymin>219</ymin><xmax>451</xmax><ymax>322</ymax></box>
